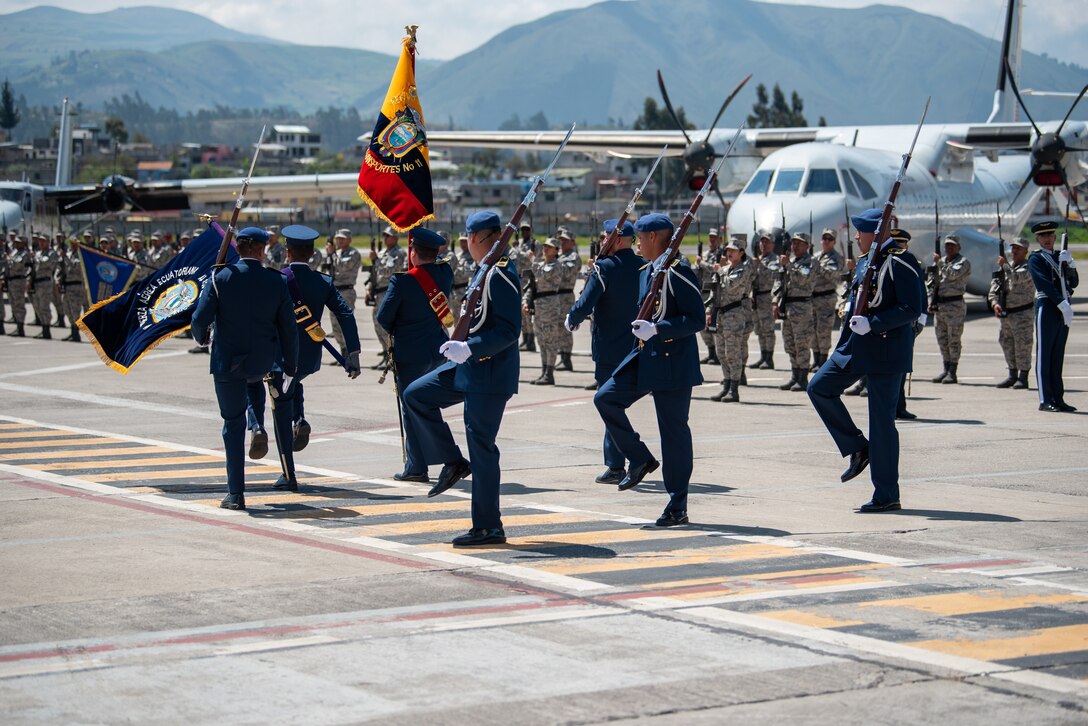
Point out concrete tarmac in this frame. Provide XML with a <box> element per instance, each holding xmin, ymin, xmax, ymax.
<box><xmin>0</xmin><ymin>295</ymin><xmax>1085</xmax><ymax>724</ymax></box>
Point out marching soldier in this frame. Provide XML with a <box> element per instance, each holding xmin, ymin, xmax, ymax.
<box><xmin>708</xmin><ymin>236</ymin><xmax>754</xmax><ymax>403</ymax></box>
<box><xmin>988</xmin><ymin>237</ymin><xmax>1035</xmax><ymax>389</ymax></box>
<box><xmin>377</xmin><ymin>227</ymin><xmax>453</xmax><ymax>482</ymax></box>
<box><xmin>30</xmin><ymin>233</ymin><xmax>60</xmax><ymax>339</ymax></box>
<box><xmin>556</xmin><ymin>230</ymin><xmax>581</xmax><ymax>371</ymax></box>
<box><xmin>366</xmin><ymin>226</ymin><xmax>407</xmax><ymax>368</ymax></box>
<box><xmin>1029</xmin><ymin>221</ymin><xmax>1079</xmax><ymax>412</ymax></box>
<box><xmin>749</xmin><ymin>232</ymin><xmax>779</xmax><ymax>369</ymax></box>
<box><xmin>324</xmin><ymin>228</ymin><xmax>362</xmax><ymax>357</ymax></box>
<box><xmin>693</xmin><ymin>228</ymin><xmax>724</xmax><ymax>366</ymax></box>
<box><xmin>524</xmin><ymin>238</ymin><xmax>564</xmax><ymax>385</ymax></box>
<box><xmin>512</xmin><ymin>221</ymin><xmax>536</xmax><ymax>352</ymax></box>
<box><xmin>594</xmin><ymin>213</ymin><xmax>704</xmax><ymax>526</ymax></box>
<box><xmin>928</xmin><ymin>234</ymin><xmax>971</xmax><ymax>384</ymax></box>
<box><xmin>567</xmin><ymin>218</ymin><xmax>645</xmax><ymax>482</ymax></box>
<box><xmin>5</xmin><ymin>235</ymin><xmax>30</xmax><ymax>336</ymax></box>
<box><xmin>402</xmin><ymin>210</ymin><xmax>521</xmax><ymax>546</ymax></box>
<box><xmin>263</xmin><ymin>225</ymin><xmax>287</xmax><ymax>270</ymax></box>
<box><xmin>811</xmin><ymin>228</ymin><xmax>844</xmax><ymax>371</ymax></box>
<box><xmin>448</xmin><ymin>234</ymin><xmax>473</xmax><ymax>321</ymax></box>
<box><xmin>55</xmin><ymin>237</ymin><xmax>85</xmax><ymax>342</ymax></box>
<box><xmin>773</xmin><ymin>232</ymin><xmax>815</xmax><ymax>391</ymax></box>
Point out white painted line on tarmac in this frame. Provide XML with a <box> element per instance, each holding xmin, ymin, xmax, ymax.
<box><xmin>0</xmin><ymin>382</ymin><xmax>220</xmax><ymax>420</ymax></box>
<box><xmin>482</xmin><ymin>564</ymin><xmax>616</xmax><ymax>593</ymax></box>
<box><xmin>419</xmin><ymin>605</ymin><xmax>619</xmax><ymax>633</ymax></box>
<box><xmin>977</xmin><ymin>564</ymin><xmax>1073</xmax><ymax>578</ymax></box>
<box><xmin>1006</xmin><ymin>577</ymin><xmax>1088</xmax><ymax>596</ymax></box>
<box><xmin>633</xmin><ymin>580</ymin><xmax>908</xmax><ymax>611</ymax></box>
<box><xmin>212</xmin><ymin>635</ymin><xmax>340</xmax><ymax>656</ymax></box>
<box><xmin>0</xmin><ymin>658</ymin><xmax>110</xmax><ymax>680</ymax></box>
<box><xmin>0</xmin><ymin>351</ymin><xmax>190</xmax><ymax>380</ymax></box>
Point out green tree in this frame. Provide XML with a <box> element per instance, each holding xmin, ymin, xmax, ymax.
<box><xmin>632</xmin><ymin>97</ymin><xmax>693</xmax><ymax>131</ymax></box>
<box><xmin>0</xmin><ymin>80</ymin><xmax>20</xmax><ymax>139</ymax></box>
<box><xmin>747</xmin><ymin>83</ymin><xmax>809</xmax><ymax>128</ymax></box>
<box><xmin>103</xmin><ymin>116</ymin><xmax>129</xmax><ymax>145</ymax></box>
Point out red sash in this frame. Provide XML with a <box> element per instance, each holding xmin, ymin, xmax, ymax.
<box><xmin>407</xmin><ymin>265</ymin><xmax>454</xmax><ymax>328</ymax></box>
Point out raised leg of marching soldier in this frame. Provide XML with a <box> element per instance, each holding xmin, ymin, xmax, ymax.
<box><xmin>7</xmin><ymin>279</ymin><xmax>28</xmax><ymax>336</ymax></box>
<box><xmin>811</xmin><ymin>292</ymin><xmax>837</xmax><ymax>371</ymax></box>
<box><xmin>245</xmin><ymin>382</ymin><xmax>269</xmax><ymax>460</ymax></box>
<box><xmin>932</xmin><ymin>300</ymin><xmax>965</xmax><ymax>384</ymax></box>
<box><xmin>331</xmin><ymin>285</ymin><xmax>357</xmax><ymax>355</ymax></box>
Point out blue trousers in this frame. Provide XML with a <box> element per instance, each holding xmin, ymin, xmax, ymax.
<box><xmin>596</xmin><ymin>366</ymin><xmax>625</xmax><ymax>471</ymax></box>
<box><xmin>213</xmin><ymin>375</ymin><xmax>263</xmax><ymax>495</ymax></box>
<box><xmin>395</xmin><ymin>359</ymin><xmax>439</xmax><ymax>476</ymax></box>
<box><xmin>267</xmin><ymin>372</ymin><xmax>300</xmax><ymax>480</ymax></box>
<box><xmin>1035</xmin><ymin>302</ymin><xmax>1069</xmax><ymax>406</ymax></box>
<box><xmin>808</xmin><ymin>359</ymin><xmax>902</xmax><ymax>504</ymax></box>
<box><xmin>246</xmin><ymin>381</ymin><xmax>266</xmax><ymax>432</ymax></box>
<box><xmin>593</xmin><ymin>361</ymin><xmax>693</xmax><ymax>515</ymax></box>
<box><xmin>402</xmin><ymin>365</ymin><xmax>510</xmax><ymax>529</ymax></box>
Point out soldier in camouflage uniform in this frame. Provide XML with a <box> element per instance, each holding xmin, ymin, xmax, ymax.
<box><xmin>987</xmin><ymin>237</ymin><xmax>1035</xmax><ymax>389</ymax></box>
<box><xmin>0</xmin><ymin>238</ymin><xmax>9</xmax><ymax>335</ymax></box>
<box><xmin>708</xmin><ymin>237</ymin><xmax>755</xmax><ymax>402</ymax></box>
<box><xmin>449</xmin><ymin>234</ymin><xmax>473</xmax><ymax>321</ymax></box>
<box><xmin>524</xmin><ymin>238</ymin><xmax>566</xmax><ymax>385</ymax></box>
<box><xmin>29</xmin><ymin>234</ymin><xmax>60</xmax><ymax>339</ymax></box>
<box><xmin>323</xmin><ymin>228</ymin><xmax>362</xmax><ymax>356</ymax></box>
<box><xmin>693</xmin><ymin>228</ymin><xmax>724</xmax><ymax>366</ymax></box>
<box><xmin>772</xmin><ymin>232</ymin><xmax>815</xmax><ymax>392</ymax></box>
<box><xmin>927</xmin><ymin>234</ymin><xmax>971</xmax><ymax>384</ymax></box>
<box><xmin>263</xmin><ymin>225</ymin><xmax>287</xmax><ymax>270</ymax></box>
<box><xmin>811</xmin><ymin>228</ymin><xmax>843</xmax><ymax>371</ymax></box>
<box><xmin>514</xmin><ymin>222</ymin><xmax>538</xmax><ymax>352</ymax></box>
<box><xmin>556</xmin><ymin>230</ymin><xmax>582</xmax><ymax>371</ymax></box>
<box><xmin>366</xmin><ymin>226</ymin><xmax>407</xmax><ymax>367</ymax></box>
<box><xmin>148</xmin><ymin>232</ymin><xmax>176</xmax><ymax>270</ymax></box>
<box><xmin>128</xmin><ymin>235</ymin><xmax>153</xmax><ymax>282</ymax></box>
<box><xmin>55</xmin><ymin>237</ymin><xmax>85</xmax><ymax>341</ymax></box>
<box><xmin>5</xmin><ymin>236</ymin><xmax>30</xmax><ymax>336</ymax></box>
<box><xmin>750</xmin><ymin>232</ymin><xmax>780</xmax><ymax>370</ymax></box>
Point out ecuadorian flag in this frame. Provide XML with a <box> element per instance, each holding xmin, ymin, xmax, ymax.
<box><xmin>357</xmin><ymin>27</ymin><xmax>434</xmax><ymax>232</ymax></box>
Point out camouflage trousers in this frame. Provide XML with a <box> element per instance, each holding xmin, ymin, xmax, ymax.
<box><xmin>999</xmin><ymin>307</ymin><xmax>1034</xmax><ymax>371</ymax></box>
<box><xmin>450</xmin><ymin>287</ymin><xmax>466</xmax><ymax>323</ymax></box>
<box><xmin>371</xmin><ymin>290</ymin><xmax>390</xmax><ymax>354</ymax></box>
<box><xmin>742</xmin><ymin>303</ymin><xmax>754</xmax><ymax>367</ymax></box>
<box><xmin>811</xmin><ymin>291</ymin><xmax>838</xmax><ymax>357</ymax></box>
<box><xmin>61</xmin><ymin>285</ymin><xmax>85</xmax><ymax>325</ymax></box>
<box><xmin>559</xmin><ymin>293</ymin><xmax>575</xmax><ymax>353</ymax></box>
<box><xmin>522</xmin><ymin>305</ymin><xmax>533</xmax><ymax>339</ymax></box>
<box><xmin>31</xmin><ymin>287</ymin><xmax>59</xmax><ymax>327</ymax></box>
<box><xmin>6</xmin><ymin>280</ymin><xmax>27</xmax><ymax>323</ymax></box>
<box><xmin>331</xmin><ymin>286</ymin><xmax>357</xmax><ymax>353</ymax></box>
<box><xmin>700</xmin><ymin>325</ymin><xmax>716</xmax><ymax>359</ymax></box>
<box><xmin>533</xmin><ymin>297</ymin><xmax>565</xmax><ymax>368</ymax></box>
<box><xmin>934</xmin><ymin>300</ymin><xmax>966</xmax><ymax>363</ymax></box>
<box><xmin>712</xmin><ymin>307</ymin><xmax>748</xmax><ymax>380</ymax></box>
<box><xmin>752</xmin><ymin>292</ymin><xmax>775</xmax><ymax>353</ymax></box>
<box><xmin>781</xmin><ymin>301</ymin><xmax>814</xmax><ymax>369</ymax></box>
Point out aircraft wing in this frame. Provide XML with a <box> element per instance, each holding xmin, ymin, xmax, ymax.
<box><xmin>422</xmin><ymin>130</ymin><xmax>688</xmax><ymax>158</ymax></box>
<box><xmin>45</xmin><ymin>181</ymin><xmax>191</xmax><ymax>215</ymax></box>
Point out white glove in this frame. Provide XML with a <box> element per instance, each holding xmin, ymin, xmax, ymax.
<box><xmin>917</xmin><ymin>313</ymin><xmax>928</xmax><ymax>327</ymax></box>
<box><xmin>849</xmin><ymin>315</ymin><xmax>871</xmax><ymax>336</ymax></box>
<box><xmin>1058</xmin><ymin>299</ymin><xmax>1074</xmax><ymax>327</ymax></box>
<box><xmin>631</xmin><ymin>319</ymin><xmax>658</xmax><ymax>341</ymax></box>
<box><xmin>1059</xmin><ymin>249</ymin><xmax>1074</xmax><ymax>265</ymax></box>
<box><xmin>439</xmin><ymin>340</ymin><xmax>472</xmax><ymax>364</ymax></box>
<box><xmin>564</xmin><ymin>314</ymin><xmax>579</xmax><ymax>332</ymax></box>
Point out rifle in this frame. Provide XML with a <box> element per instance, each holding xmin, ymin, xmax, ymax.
<box><xmin>212</xmin><ymin>126</ymin><xmax>265</xmax><ymax>268</ymax></box>
<box><xmin>841</xmin><ymin>201</ymin><xmax>854</xmax><ymax>284</ymax></box>
<box><xmin>777</xmin><ymin>203</ymin><xmax>789</xmax><ymax>321</ymax></box>
<box><xmin>636</xmin><ymin>124</ymin><xmax>745</xmax><ymax>322</ymax></box>
<box><xmin>927</xmin><ymin>199</ymin><xmax>941</xmax><ymax>312</ymax></box>
<box><xmin>450</xmin><ymin>123</ymin><xmax>575</xmax><ymax>343</ymax></box>
<box><xmin>1059</xmin><ymin>198</ymin><xmax>1071</xmax><ymax>302</ymax></box>
<box><xmin>992</xmin><ymin>202</ymin><xmax>1008</xmax><ymax>316</ymax></box>
<box><xmin>855</xmin><ymin>98</ymin><xmax>930</xmax><ymax>318</ymax></box>
<box><xmin>598</xmin><ymin>145</ymin><xmax>667</xmax><ymax>258</ymax></box>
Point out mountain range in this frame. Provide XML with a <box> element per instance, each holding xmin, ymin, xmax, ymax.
<box><xmin>3</xmin><ymin>2</ymin><xmax>1087</xmax><ymax>130</ymax></box>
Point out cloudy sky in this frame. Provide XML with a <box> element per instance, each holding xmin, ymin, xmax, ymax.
<box><xmin>4</xmin><ymin>0</ymin><xmax>1087</xmax><ymax>66</ymax></box>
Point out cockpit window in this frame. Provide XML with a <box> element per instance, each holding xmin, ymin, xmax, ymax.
<box><xmin>0</xmin><ymin>189</ymin><xmax>25</xmax><ymax>205</ymax></box>
<box><xmin>841</xmin><ymin>169</ymin><xmax>859</xmax><ymax>198</ymax></box>
<box><xmin>849</xmin><ymin>169</ymin><xmax>877</xmax><ymax>200</ymax></box>
<box><xmin>804</xmin><ymin>169</ymin><xmax>841</xmax><ymax>194</ymax></box>
<box><xmin>772</xmin><ymin>169</ymin><xmax>804</xmax><ymax>193</ymax></box>
<box><xmin>743</xmin><ymin>169</ymin><xmax>773</xmax><ymax>195</ymax></box>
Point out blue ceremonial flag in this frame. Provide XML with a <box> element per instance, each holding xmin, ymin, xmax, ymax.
<box><xmin>78</xmin><ymin>246</ymin><xmax>139</xmax><ymax>306</ymax></box>
<box><xmin>78</xmin><ymin>224</ymin><xmax>239</xmax><ymax>374</ymax></box>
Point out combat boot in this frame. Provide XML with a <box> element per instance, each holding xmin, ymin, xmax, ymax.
<box><xmin>63</xmin><ymin>324</ymin><xmax>81</xmax><ymax>342</ymax></box>
<box><xmin>1013</xmin><ymin>370</ymin><xmax>1029</xmax><ymax>390</ymax></box>
<box><xmin>523</xmin><ymin>333</ymin><xmax>536</xmax><ymax>352</ymax></box>
<box><xmin>55</xmin><ymin>315</ymin><xmax>66</xmax><ymax>329</ymax></box>
<box><xmin>0</xmin><ymin>319</ymin><xmax>5</xmax><ymax>335</ymax></box>
<box><xmin>996</xmin><ymin>368</ymin><xmax>1017</xmax><ymax>388</ymax></box>
<box><xmin>779</xmin><ymin>369</ymin><xmax>799</xmax><ymax>391</ymax></box>
<box><xmin>810</xmin><ymin>352</ymin><xmax>825</xmax><ymax>372</ymax></box>
<box><xmin>710</xmin><ymin>381</ymin><xmax>731</xmax><ymax>402</ymax></box>
<box><xmin>931</xmin><ymin>362</ymin><xmax>949</xmax><ymax>383</ymax></box>
<box><xmin>791</xmin><ymin>369</ymin><xmax>809</xmax><ymax>392</ymax></box>
<box><xmin>722</xmin><ymin>379</ymin><xmax>740</xmax><ymax>403</ymax></box>
<box><xmin>34</xmin><ymin>325</ymin><xmax>51</xmax><ymax>340</ymax></box>
<box><xmin>748</xmin><ymin>352</ymin><xmax>765</xmax><ymax>369</ymax></box>
<box><xmin>943</xmin><ymin>363</ymin><xmax>958</xmax><ymax>384</ymax></box>
<box><xmin>12</xmin><ymin>323</ymin><xmax>25</xmax><ymax>337</ymax></box>
<box><xmin>557</xmin><ymin>352</ymin><xmax>573</xmax><ymax>372</ymax></box>
<box><xmin>537</xmin><ymin>366</ymin><xmax>555</xmax><ymax>385</ymax></box>
<box><xmin>759</xmin><ymin>352</ymin><xmax>774</xmax><ymax>370</ymax></box>
<box><xmin>739</xmin><ymin>368</ymin><xmax>747</xmax><ymax>386</ymax></box>
<box><xmin>845</xmin><ymin>379</ymin><xmax>866</xmax><ymax>396</ymax></box>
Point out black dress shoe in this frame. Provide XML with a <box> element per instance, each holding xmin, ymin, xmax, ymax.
<box><xmin>393</xmin><ymin>470</ymin><xmax>430</xmax><ymax>483</ymax></box>
<box><xmin>429</xmin><ymin>458</ymin><xmax>471</xmax><ymax>497</ymax></box>
<box><xmin>1039</xmin><ymin>403</ymin><xmax>1061</xmax><ymax>412</ymax></box>
<box><xmin>452</xmin><ymin>527</ymin><xmax>506</xmax><ymax>546</ymax></box>
<box><xmin>292</xmin><ymin>419</ymin><xmax>311</xmax><ymax>452</ymax></box>
<box><xmin>858</xmin><ymin>499</ymin><xmax>901</xmax><ymax>513</ymax></box>
<box><xmin>272</xmin><ymin>475</ymin><xmax>299</xmax><ymax>491</ymax></box>
<box><xmin>248</xmin><ymin>429</ymin><xmax>269</xmax><ymax>460</ymax></box>
<box><xmin>189</xmin><ymin>345</ymin><xmax>209</xmax><ymax>354</ymax></box>
<box><xmin>595</xmin><ymin>467</ymin><xmax>625</xmax><ymax>484</ymax></box>
<box><xmin>655</xmin><ymin>510</ymin><xmax>689</xmax><ymax>527</ymax></box>
<box><xmin>1056</xmin><ymin>401</ymin><xmax>1078</xmax><ymax>413</ymax></box>
<box><xmin>618</xmin><ymin>457</ymin><xmax>660</xmax><ymax>491</ymax></box>
<box><xmin>584</xmin><ymin>381</ymin><xmax>599</xmax><ymax>391</ymax></box>
<box><xmin>840</xmin><ymin>446</ymin><xmax>870</xmax><ymax>482</ymax></box>
<box><xmin>220</xmin><ymin>494</ymin><xmax>246</xmax><ymax>510</ymax></box>
<box><xmin>896</xmin><ymin>410</ymin><xmax>917</xmax><ymax>420</ymax></box>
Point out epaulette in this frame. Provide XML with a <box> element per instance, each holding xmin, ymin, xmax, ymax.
<box><xmin>495</xmin><ymin>256</ymin><xmax>509</xmax><ymax>268</ymax></box>
<box><xmin>887</xmin><ymin>247</ymin><xmax>906</xmax><ymax>255</ymax></box>
<box><xmin>670</xmin><ymin>259</ymin><xmax>682</xmax><ymax>267</ymax></box>
<box><xmin>639</xmin><ymin>262</ymin><xmax>651</xmax><ymax>270</ymax></box>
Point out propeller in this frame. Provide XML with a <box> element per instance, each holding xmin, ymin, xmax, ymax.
<box><xmin>63</xmin><ymin>175</ymin><xmax>141</xmax><ymax>214</ymax></box>
<box><xmin>1004</xmin><ymin>58</ymin><xmax>1088</xmax><ymax>213</ymax></box>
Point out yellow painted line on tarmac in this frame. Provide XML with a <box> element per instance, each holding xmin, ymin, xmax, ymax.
<box><xmin>858</xmin><ymin>590</ymin><xmax>1088</xmax><ymax>615</ymax></box>
<box><xmin>23</xmin><ymin>455</ymin><xmax>222</xmax><ymax>471</ymax></box>
<box><xmin>633</xmin><ymin>563</ymin><xmax>889</xmax><ymax>591</ymax></box>
<box><xmin>185</xmin><ymin>495</ymin><xmax>466</xmax><ymax>513</ymax></box>
<box><xmin>0</xmin><ymin>430</ymin><xmax>88</xmax><ymax>440</ymax></box>
<box><xmin>81</xmin><ymin>466</ymin><xmax>281</xmax><ymax>483</ymax></box>
<box><xmin>0</xmin><ymin>437</ymin><xmax>125</xmax><ymax>449</ymax></box>
<box><xmin>909</xmin><ymin>624</ymin><xmax>1088</xmax><ymax>661</ymax></box>
<box><xmin>0</xmin><ymin>446</ymin><xmax>172</xmax><ymax>461</ymax></box>
<box><xmin>532</xmin><ymin>542</ymin><xmax>801</xmax><ymax>576</ymax></box>
<box><xmin>759</xmin><ymin>610</ymin><xmax>867</xmax><ymax>628</ymax></box>
<box><xmin>359</xmin><ymin>512</ymin><xmax>596</xmax><ymax>536</ymax></box>
<box><xmin>422</xmin><ymin>526</ymin><xmax>697</xmax><ymax>552</ymax></box>
<box><xmin>0</xmin><ymin>423</ymin><xmax>34</xmax><ymax>430</ymax></box>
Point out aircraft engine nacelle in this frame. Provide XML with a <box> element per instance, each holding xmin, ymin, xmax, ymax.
<box><xmin>102</xmin><ymin>175</ymin><xmax>128</xmax><ymax>212</ymax></box>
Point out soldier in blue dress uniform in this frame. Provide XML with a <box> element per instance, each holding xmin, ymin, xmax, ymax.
<box><xmin>808</xmin><ymin>208</ymin><xmax>924</xmax><ymax>512</ymax></box>
<box><xmin>190</xmin><ymin>227</ymin><xmax>299</xmax><ymax>511</ymax></box>
<box><xmin>265</xmin><ymin>224</ymin><xmax>362</xmax><ymax>491</ymax></box>
<box><xmin>377</xmin><ymin>227</ymin><xmax>455</xmax><ymax>482</ymax></box>
<box><xmin>401</xmin><ymin>211</ymin><xmax>521</xmax><ymax>546</ymax></box>
<box><xmin>1029</xmin><ymin>220</ymin><xmax>1079</xmax><ymax>412</ymax></box>
<box><xmin>593</xmin><ymin>213</ymin><xmax>705</xmax><ymax>526</ymax></box>
<box><xmin>566</xmin><ymin>218</ymin><xmax>646</xmax><ymax>484</ymax></box>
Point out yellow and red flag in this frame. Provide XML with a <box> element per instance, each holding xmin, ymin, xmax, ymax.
<box><xmin>357</xmin><ymin>27</ymin><xmax>434</xmax><ymax>232</ymax></box>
